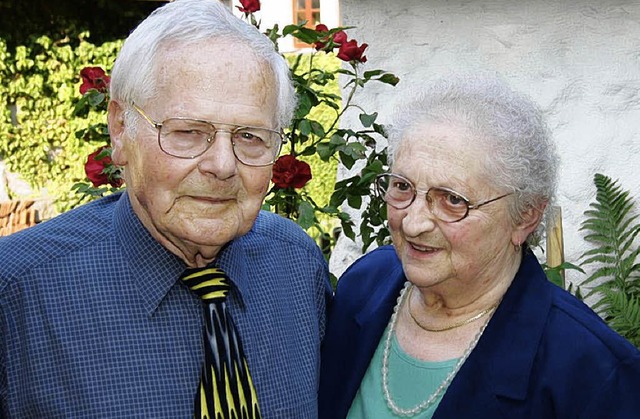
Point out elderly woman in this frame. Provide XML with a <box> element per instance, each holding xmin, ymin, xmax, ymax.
<box><xmin>318</xmin><ymin>76</ymin><xmax>640</xmax><ymax>418</ymax></box>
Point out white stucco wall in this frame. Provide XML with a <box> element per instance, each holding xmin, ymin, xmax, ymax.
<box><xmin>331</xmin><ymin>0</ymin><xmax>640</xmax><ymax>287</ymax></box>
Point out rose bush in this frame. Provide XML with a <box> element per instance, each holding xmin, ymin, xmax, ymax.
<box><xmin>72</xmin><ymin>66</ymin><xmax>123</xmax><ymax>197</ymax></box>
<box><xmin>74</xmin><ymin>0</ymin><xmax>398</xmax><ymax>254</ymax></box>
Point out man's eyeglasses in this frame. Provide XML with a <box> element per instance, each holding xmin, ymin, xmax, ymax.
<box><xmin>132</xmin><ymin>104</ymin><xmax>284</xmax><ymax>167</ymax></box>
<box><xmin>375</xmin><ymin>173</ymin><xmax>512</xmax><ymax>223</ymax></box>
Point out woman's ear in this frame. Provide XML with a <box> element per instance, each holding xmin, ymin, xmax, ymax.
<box><xmin>512</xmin><ymin>202</ymin><xmax>547</xmax><ymax>246</ymax></box>
<box><xmin>108</xmin><ymin>100</ymin><xmax>128</xmax><ymax>166</ymax></box>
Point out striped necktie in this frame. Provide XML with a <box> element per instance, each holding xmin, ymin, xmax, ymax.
<box><xmin>181</xmin><ymin>267</ymin><xmax>261</xmax><ymax>419</ymax></box>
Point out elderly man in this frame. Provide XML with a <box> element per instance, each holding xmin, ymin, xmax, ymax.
<box><xmin>0</xmin><ymin>0</ymin><xmax>331</xmax><ymax>417</ymax></box>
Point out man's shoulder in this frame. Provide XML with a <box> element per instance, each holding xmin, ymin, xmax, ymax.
<box><xmin>247</xmin><ymin>210</ymin><xmax>320</xmax><ymax>252</ymax></box>
<box><xmin>0</xmin><ymin>195</ymin><xmax>119</xmax><ymax>284</ymax></box>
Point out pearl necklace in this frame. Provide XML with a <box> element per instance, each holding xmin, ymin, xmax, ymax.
<box><xmin>407</xmin><ymin>285</ymin><xmax>499</xmax><ymax>332</ymax></box>
<box><xmin>381</xmin><ymin>281</ymin><xmax>498</xmax><ymax>417</ymax></box>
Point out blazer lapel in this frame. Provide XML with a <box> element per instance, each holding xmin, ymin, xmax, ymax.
<box><xmin>353</xmin><ymin>265</ymin><xmax>406</xmax><ymax>367</ymax></box>
<box><xmin>339</xmin><ymin>265</ymin><xmax>406</xmax><ymax>408</ymax></box>
<box><xmin>434</xmin><ymin>252</ymin><xmax>553</xmax><ymax>418</ymax></box>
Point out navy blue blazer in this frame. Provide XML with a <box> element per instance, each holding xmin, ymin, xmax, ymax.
<box><xmin>319</xmin><ymin>245</ymin><xmax>640</xmax><ymax>418</ymax></box>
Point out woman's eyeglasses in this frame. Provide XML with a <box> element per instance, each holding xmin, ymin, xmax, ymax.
<box><xmin>375</xmin><ymin>173</ymin><xmax>512</xmax><ymax>223</ymax></box>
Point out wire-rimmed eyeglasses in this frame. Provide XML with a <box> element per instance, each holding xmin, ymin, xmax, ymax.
<box><xmin>132</xmin><ymin>104</ymin><xmax>284</xmax><ymax>167</ymax></box>
<box><xmin>375</xmin><ymin>173</ymin><xmax>512</xmax><ymax>223</ymax></box>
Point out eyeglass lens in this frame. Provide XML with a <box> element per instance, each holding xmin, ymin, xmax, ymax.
<box><xmin>159</xmin><ymin>118</ymin><xmax>282</xmax><ymax>166</ymax></box>
<box><xmin>376</xmin><ymin>174</ymin><xmax>471</xmax><ymax>222</ymax></box>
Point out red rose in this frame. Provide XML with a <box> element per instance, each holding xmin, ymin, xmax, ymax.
<box><xmin>337</xmin><ymin>39</ymin><xmax>368</xmax><ymax>63</ymax></box>
<box><xmin>237</xmin><ymin>0</ymin><xmax>260</xmax><ymax>13</ymax></box>
<box><xmin>85</xmin><ymin>146</ymin><xmax>123</xmax><ymax>188</ymax></box>
<box><xmin>272</xmin><ymin>155</ymin><xmax>312</xmax><ymax>189</ymax></box>
<box><xmin>332</xmin><ymin>31</ymin><xmax>348</xmax><ymax>45</ymax></box>
<box><xmin>314</xmin><ymin>24</ymin><xmax>330</xmax><ymax>50</ymax></box>
<box><xmin>79</xmin><ymin>67</ymin><xmax>110</xmax><ymax>95</ymax></box>
<box><xmin>314</xmin><ymin>25</ymin><xmax>348</xmax><ymax>51</ymax></box>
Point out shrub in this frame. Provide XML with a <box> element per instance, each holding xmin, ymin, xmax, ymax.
<box><xmin>0</xmin><ymin>34</ymin><xmax>121</xmax><ymax>213</ymax></box>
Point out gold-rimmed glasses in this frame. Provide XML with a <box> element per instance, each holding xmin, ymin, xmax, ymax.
<box><xmin>375</xmin><ymin>173</ymin><xmax>512</xmax><ymax>223</ymax></box>
<box><xmin>132</xmin><ymin>104</ymin><xmax>284</xmax><ymax>167</ymax></box>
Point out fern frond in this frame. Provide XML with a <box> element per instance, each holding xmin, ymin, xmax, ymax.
<box><xmin>598</xmin><ymin>289</ymin><xmax>640</xmax><ymax>347</ymax></box>
<box><xmin>580</xmin><ymin>173</ymin><xmax>640</xmax><ymax>347</ymax></box>
<box><xmin>620</xmin><ymin>223</ymin><xmax>640</xmax><ymax>254</ymax></box>
<box><xmin>581</xmin><ymin>254</ymin><xmax>617</xmax><ymax>266</ymax></box>
<box><xmin>581</xmin><ymin>246</ymin><xmax>615</xmax><ymax>258</ymax></box>
<box><xmin>581</xmin><ymin>266</ymin><xmax>620</xmax><ymax>289</ymax></box>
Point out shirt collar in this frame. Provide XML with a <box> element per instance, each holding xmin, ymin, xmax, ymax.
<box><xmin>216</xmin><ymin>227</ymin><xmax>250</xmax><ymax>307</ymax></box>
<box><xmin>114</xmin><ymin>193</ymin><xmax>185</xmax><ymax>315</ymax></box>
<box><xmin>113</xmin><ymin>192</ymin><xmax>250</xmax><ymax>315</ymax></box>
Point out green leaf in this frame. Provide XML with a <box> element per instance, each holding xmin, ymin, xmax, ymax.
<box><xmin>363</xmin><ymin>69</ymin><xmax>384</xmax><ymax>79</ymax></box>
<box><xmin>346</xmin><ymin>193</ymin><xmax>362</xmax><ymax>209</ymax></box>
<box><xmin>295</xmin><ymin>89</ymin><xmax>320</xmax><ymax>118</ymax></box>
<box><xmin>316</xmin><ymin>142</ymin><xmax>333</xmax><ymax>161</ymax></box>
<box><xmin>359</xmin><ymin>112</ymin><xmax>378</xmax><ymax>128</ymax></box>
<box><xmin>329</xmin><ymin>134</ymin><xmax>346</xmax><ymax>146</ymax></box>
<box><xmin>339</xmin><ymin>151</ymin><xmax>356</xmax><ymax>169</ymax></box>
<box><xmin>283</xmin><ymin>23</ymin><xmax>306</xmax><ymax>37</ymax></box>
<box><xmin>377</xmin><ymin>73</ymin><xmax>401</xmax><ymax>86</ymax></box>
<box><xmin>86</xmin><ymin>90</ymin><xmax>106</xmax><ymax>107</ymax></box>
<box><xmin>299</xmin><ymin>119</ymin><xmax>312</xmax><ymax>136</ymax></box>
<box><xmin>309</xmin><ymin>120</ymin><xmax>326</xmax><ymax>137</ymax></box>
<box><xmin>297</xmin><ymin>201</ymin><xmax>315</xmax><ymax>229</ymax></box>
<box><xmin>341</xmin><ymin>220</ymin><xmax>355</xmax><ymax>241</ymax></box>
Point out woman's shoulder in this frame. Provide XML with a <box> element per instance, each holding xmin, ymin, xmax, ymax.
<box><xmin>546</xmin><ymin>285</ymin><xmax>639</xmax><ymax>360</ymax></box>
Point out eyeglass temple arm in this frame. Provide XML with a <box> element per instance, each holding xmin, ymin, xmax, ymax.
<box><xmin>469</xmin><ymin>192</ymin><xmax>513</xmax><ymax>210</ymax></box>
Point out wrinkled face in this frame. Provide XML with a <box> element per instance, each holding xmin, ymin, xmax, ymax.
<box><xmin>110</xmin><ymin>39</ymin><xmax>277</xmax><ymax>259</ymax></box>
<box><xmin>388</xmin><ymin>122</ymin><xmax>521</xmax><ymax>291</ymax></box>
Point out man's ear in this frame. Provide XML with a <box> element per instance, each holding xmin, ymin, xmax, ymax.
<box><xmin>108</xmin><ymin>100</ymin><xmax>128</xmax><ymax>166</ymax></box>
<box><xmin>512</xmin><ymin>202</ymin><xmax>547</xmax><ymax>246</ymax></box>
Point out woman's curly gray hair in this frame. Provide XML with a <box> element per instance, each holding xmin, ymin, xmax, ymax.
<box><xmin>387</xmin><ymin>75</ymin><xmax>559</xmax><ymax>244</ymax></box>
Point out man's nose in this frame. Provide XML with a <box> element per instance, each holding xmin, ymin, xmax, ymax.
<box><xmin>196</xmin><ymin>131</ymin><xmax>238</xmax><ymax>179</ymax></box>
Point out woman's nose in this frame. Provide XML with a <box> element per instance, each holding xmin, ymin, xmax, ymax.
<box><xmin>401</xmin><ymin>193</ymin><xmax>438</xmax><ymax>236</ymax></box>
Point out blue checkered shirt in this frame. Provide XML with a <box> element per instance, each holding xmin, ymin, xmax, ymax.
<box><xmin>0</xmin><ymin>192</ymin><xmax>331</xmax><ymax>418</ymax></box>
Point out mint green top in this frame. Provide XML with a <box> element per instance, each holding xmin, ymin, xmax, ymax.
<box><xmin>347</xmin><ymin>329</ymin><xmax>459</xmax><ymax>419</ymax></box>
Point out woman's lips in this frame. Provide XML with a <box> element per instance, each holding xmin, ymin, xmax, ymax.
<box><xmin>408</xmin><ymin>241</ymin><xmax>440</xmax><ymax>253</ymax></box>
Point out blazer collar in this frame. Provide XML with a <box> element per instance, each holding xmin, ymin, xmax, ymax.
<box><xmin>443</xmin><ymin>251</ymin><xmax>552</xmax><ymax>403</ymax></box>
<box><xmin>354</xmin><ymin>261</ymin><xmax>406</xmax><ymax>328</ymax></box>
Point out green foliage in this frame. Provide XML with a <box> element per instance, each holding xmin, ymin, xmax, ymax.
<box><xmin>580</xmin><ymin>173</ymin><xmax>640</xmax><ymax>347</ymax></box>
<box><xmin>0</xmin><ymin>34</ymin><xmax>121</xmax><ymax>213</ymax></box>
<box><xmin>254</xmin><ymin>20</ymin><xmax>398</xmax><ymax>254</ymax></box>
<box><xmin>280</xmin><ymin>53</ymin><xmax>340</xmax><ymax>240</ymax></box>
<box><xmin>542</xmin><ymin>261</ymin><xmax>585</xmax><ymax>291</ymax></box>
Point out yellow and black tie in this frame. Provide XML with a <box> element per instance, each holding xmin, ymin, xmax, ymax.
<box><xmin>181</xmin><ymin>267</ymin><xmax>261</xmax><ymax>419</ymax></box>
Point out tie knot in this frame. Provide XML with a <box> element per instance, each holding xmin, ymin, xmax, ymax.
<box><xmin>180</xmin><ymin>267</ymin><xmax>231</xmax><ymax>303</ymax></box>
